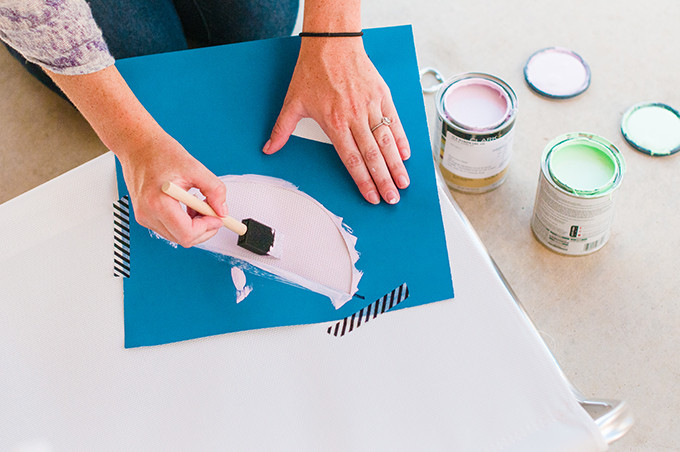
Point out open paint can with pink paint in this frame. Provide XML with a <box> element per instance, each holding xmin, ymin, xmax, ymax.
<box><xmin>434</xmin><ymin>72</ymin><xmax>518</xmax><ymax>193</ymax></box>
<box><xmin>531</xmin><ymin>132</ymin><xmax>625</xmax><ymax>255</ymax></box>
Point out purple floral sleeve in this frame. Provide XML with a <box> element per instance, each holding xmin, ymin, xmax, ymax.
<box><xmin>0</xmin><ymin>0</ymin><xmax>114</xmax><ymax>75</ymax></box>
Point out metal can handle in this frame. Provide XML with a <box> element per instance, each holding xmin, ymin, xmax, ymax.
<box><xmin>420</xmin><ymin>67</ymin><xmax>445</xmax><ymax>94</ymax></box>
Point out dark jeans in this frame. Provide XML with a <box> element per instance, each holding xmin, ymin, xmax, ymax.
<box><xmin>5</xmin><ymin>0</ymin><xmax>299</xmax><ymax>98</ymax></box>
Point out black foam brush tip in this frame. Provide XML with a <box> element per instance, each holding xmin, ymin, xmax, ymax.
<box><xmin>237</xmin><ymin>218</ymin><xmax>275</xmax><ymax>255</ymax></box>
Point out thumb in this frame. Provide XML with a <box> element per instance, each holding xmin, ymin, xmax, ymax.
<box><xmin>189</xmin><ymin>170</ymin><xmax>228</xmax><ymax>218</ymax></box>
<box><xmin>263</xmin><ymin>101</ymin><xmax>304</xmax><ymax>155</ymax></box>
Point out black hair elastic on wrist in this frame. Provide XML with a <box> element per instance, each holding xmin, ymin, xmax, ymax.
<box><xmin>298</xmin><ymin>31</ymin><xmax>364</xmax><ymax>37</ymax></box>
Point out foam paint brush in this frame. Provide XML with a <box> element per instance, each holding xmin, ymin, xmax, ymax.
<box><xmin>161</xmin><ymin>181</ymin><xmax>281</xmax><ymax>257</ymax></box>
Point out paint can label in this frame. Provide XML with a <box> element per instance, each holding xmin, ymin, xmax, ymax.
<box><xmin>441</xmin><ymin>128</ymin><xmax>514</xmax><ymax>179</ymax></box>
<box><xmin>531</xmin><ymin>174</ymin><xmax>616</xmax><ymax>254</ymax></box>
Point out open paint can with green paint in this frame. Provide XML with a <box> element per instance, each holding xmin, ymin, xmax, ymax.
<box><xmin>531</xmin><ymin>132</ymin><xmax>625</xmax><ymax>255</ymax></box>
<box><xmin>434</xmin><ymin>72</ymin><xmax>518</xmax><ymax>193</ymax></box>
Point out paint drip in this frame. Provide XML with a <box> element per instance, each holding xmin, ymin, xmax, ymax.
<box><xmin>434</xmin><ymin>72</ymin><xmax>518</xmax><ymax>193</ymax></box>
<box><xmin>231</xmin><ymin>266</ymin><xmax>252</xmax><ymax>303</ymax></box>
<box><xmin>531</xmin><ymin>132</ymin><xmax>625</xmax><ymax>255</ymax></box>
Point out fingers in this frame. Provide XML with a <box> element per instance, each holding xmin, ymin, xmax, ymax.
<box><xmin>162</xmin><ymin>164</ymin><xmax>228</xmax><ymax>247</ymax></box>
<box><xmin>381</xmin><ymin>99</ymin><xmax>411</xmax><ymax>161</ymax></box>
<box><xmin>329</xmin><ymin>131</ymin><xmax>382</xmax><ymax>205</ymax></box>
<box><xmin>164</xmin><ymin>178</ymin><xmax>226</xmax><ymax>247</ymax></box>
<box><xmin>197</xmin><ymin>177</ymin><xmax>228</xmax><ymax>218</ymax></box>
<box><xmin>157</xmin><ymin>197</ymin><xmax>224</xmax><ymax>248</ymax></box>
<box><xmin>351</xmin><ymin>122</ymin><xmax>400</xmax><ymax>205</ymax></box>
<box><xmin>367</xmin><ymin>109</ymin><xmax>410</xmax><ymax>189</ymax></box>
<box><xmin>181</xmin><ymin>166</ymin><xmax>228</xmax><ymax>218</ymax></box>
<box><xmin>140</xmin><ymin>165</ymin><xmax>228</xmax><ymax>248</ymax></box>
<box><xmin>328</xmin><ymin>102</ymin><xmax>410</xmax><ymax>205</ymax></box>
<box><xmin>263</xmin><ymin>99</ymin><xmax>304</xmax><ymax>155</ymax></box>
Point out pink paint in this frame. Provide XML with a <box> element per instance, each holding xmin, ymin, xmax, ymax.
<box><xmin>524</xmin><ymin>47</ymin><xmax>590</xmax><ymax>98</ymax></box>
<box><xmin>194</xmin><ymin>175</ymin><xmax>362</xmax><ymax>309</ymax></box>
<box><xmin>443</xmin><ymin>78</ymin><xmax>511</xmax><ymax>131</ymax></box>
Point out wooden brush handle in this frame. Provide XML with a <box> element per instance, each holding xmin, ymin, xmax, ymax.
<box><xmin>161</xmin><ymin>181</ymin><xmax>247</xmax><ymax>236</ymax></box>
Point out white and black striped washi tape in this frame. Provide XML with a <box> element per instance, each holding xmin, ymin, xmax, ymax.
<box><xmin>113</xmin><ymin>196</ymin><xmax>131</xmax><ymax>278</ymax></box>
<box><xmin>327</xmin><ymin>283</ymin><xmax>409</xmax><ymax>337</ymax></box>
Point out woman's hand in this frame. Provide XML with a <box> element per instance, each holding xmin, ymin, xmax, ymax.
<box><xmin>263</xmin><ymin>37</ymin><xmax>411</xmax><ymax>205</ymax></box>
<box><xmin>47</xmin><ymin>65</ymin><xmax>227</xmax><ymax>247</ymax></box>
<box><xmin>117</xmin><ymin>130</ymin><xmax>227</xmax><ymax>248</ymax></box>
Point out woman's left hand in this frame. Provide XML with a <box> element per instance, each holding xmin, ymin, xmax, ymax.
<box><xmin>263</xmin><ymin>37</ymin><xmax>411</xmax><ymax>205</ymax></box>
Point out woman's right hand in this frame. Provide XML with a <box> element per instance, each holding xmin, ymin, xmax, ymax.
<box><xmin>46</xmin><ymin>65</ymin><xmax>227</xmax><ymax>247</ymax></box>
<box><xmin>117</xmin><ymin>129</ymin><xmax>228</xmax><ymax>248</ymax></box>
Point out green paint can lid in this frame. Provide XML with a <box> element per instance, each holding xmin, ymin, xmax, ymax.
<box><xmin>621</xmin><ymin>102</ymin><xmax>680</xmax><ymax>156</ymax></box>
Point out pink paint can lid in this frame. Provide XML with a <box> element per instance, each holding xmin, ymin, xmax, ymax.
<box><xmin>524</xmin><ymin>47</ymin><xmax>591</xmax><ymax>99</ymax></box>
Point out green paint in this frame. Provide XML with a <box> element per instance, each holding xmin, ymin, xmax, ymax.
<box><xmin>548</xmin><ymin>140</ymin><xmax>617</xmax><ymax>194</ymax></box>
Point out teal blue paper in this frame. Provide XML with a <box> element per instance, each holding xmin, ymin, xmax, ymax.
<box><xmin>116</xmin><ymin>26</ymin><xmax>454</xmax><ymax>348</ymax></box>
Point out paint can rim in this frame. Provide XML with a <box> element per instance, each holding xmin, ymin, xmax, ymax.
<box><xmin>435</xmin><ymin>72</ymin><xmax>518</xmax><ymax>136</ymax></box>
<box><xmin>542</xmin><ymin>132</ymin><xmax>625</xmax><ymax>197</ymax></box>
<box><xmin>620</xmin><ymin>102</ymin><xmax>680</xmax><ymax>157</ymax></box>
<box><xmin>524</xmin><ymin>47</ymin><xmax>591</xmax><ymax>99</ymax></box>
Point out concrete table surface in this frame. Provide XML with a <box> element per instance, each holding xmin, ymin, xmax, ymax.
<box><xmin>1</xmin><ymin>0</ymin><xmax>678</xmax><ymax>450</ymax></box>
